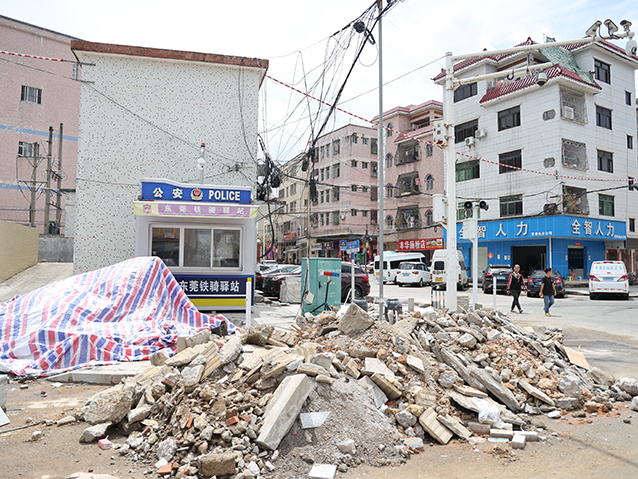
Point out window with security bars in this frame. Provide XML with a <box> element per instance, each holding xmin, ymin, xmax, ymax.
<box><xmin>561</xmin><ymin>139</ymin><xmax>588</xmax><ymax>171</ymax></box>
<box><xmin>560</xmin><ymin>87</ymin><xmax>587</xmax><ymax>124</ymax></box>
<box><xmin>500</xmin><ymin>195</ymin><xmax>522</xmax><ymax>217</ymax></box>
<box><xmin>563</xmin><ymin>185</ymin><xmax>589</xmax><ymax>215</ymax></box>
<box><xmin>456</xmin><ymin>160</ymin><xmax>480</xmax><ymax>181</ymax></box>
<box><xmin>599</xmin><ymin>194</ymin><xmax>614</xmax><ymax>216</ymax></box>
<box><xmin>397</xmin><ymin>172</ymin><xmax>420</xmax><ymax>195</ymax></box>
<box><xmin>395</xmin><ymin>141</ymin><xmax>420</xmax><ymax>165</ymax></box>
<box><xmin>395</xmin><ymin>206</ymin><xmax>420</xmax><ymax>230</ymax></box>
<box><xmin>597</xmin><ymin>150</ymin><xmax>613</xmax><ymax>173</ymax></box>
<box><xmin>21</xmin><ymin>85</ymin><xmax>42</xmax><ymax>104</ymax></box>
<box><xmin>499</xmin><ymin>149</ymin><xmax>522</xmax><ymax>174</ymax></box>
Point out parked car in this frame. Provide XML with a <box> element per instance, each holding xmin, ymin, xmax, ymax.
<box><xmin>396</xmin><ymin>262</ymin><xmax>431</xmax><ymax>287</ymax></box>
<box><xmin>526</xmin><ymin>269</ymin><xmax>565</xmax><ymax>298</ymax></box>
<box><xmin>260</xmin><ymin>262</ymin><xmax>370</xmax><ymax>303</ymax></box>
<box><xmin>255</xmin><ymin>264</ymin><xmax>297</xmax><ymax>291</ymax></box>
<box><xmin>589</xmin><ymin>260</ymin><xmax>629</xmax><ymax>300</ymax></box>
<box><xmin>482</xmin><ymin>264</ymin><xmax>513</xmax><ymax>294</ymax></box>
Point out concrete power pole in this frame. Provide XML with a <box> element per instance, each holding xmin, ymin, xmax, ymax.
<box><xmin>28</xmin><ymin>143</ymin><xmax>40</xmax><ymax>228</ymax></box>
<box><xmin>44</xmin><ymin>126</ymin><xmax>54</xmax><ymax>232</ymax></box>
<box><xmin>55</xmin><ymin>123</ymin><xmax>64</xmax><ymax>230</ymax></box>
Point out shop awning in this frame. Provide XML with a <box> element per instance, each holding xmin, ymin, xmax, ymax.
<box><xmin>134</xmin><ymin>201</ymin><xmax>259</xmax><ymax>219</ymax></box>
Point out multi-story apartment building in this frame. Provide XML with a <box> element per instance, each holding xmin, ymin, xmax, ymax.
<box><xmin>377</xmin><ymin>100</ymin><xmax>445</xmax><ymax>262</ymax></box>
<box><xmin>434</xmin><ymin>37</ymin><xmax>638</xmax><ymax>278</ymax></box>
<box><xmin>0</xmin><ymin>15</ymin><xmax>80</xmax><ymax>235</ymax></box>
<box><xmin>309</xmin><ymin>124</ymin><xmax>380</xmax><ymax>262</ymax></box>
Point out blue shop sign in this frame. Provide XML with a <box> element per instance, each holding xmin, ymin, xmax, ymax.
<box><xmin>140</xmin><ymin>178</ymin><xmax>252</xmax><ymax>204</ymax></box>
<box><xmin>458</xmin><ymin>215</ymin><xmax>626</xmax><ymax>241</ymax></box>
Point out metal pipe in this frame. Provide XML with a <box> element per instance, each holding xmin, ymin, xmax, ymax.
<box><xmin>377</xmin><ymin>0</ymin><xmax>385</xmax><ymax>321</ymax></box>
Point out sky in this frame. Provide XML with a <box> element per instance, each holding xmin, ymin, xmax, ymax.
<box><xmin>2</xmin><ymin>0</ymin><xmax>637</xmax><ymax>164</ymax></box>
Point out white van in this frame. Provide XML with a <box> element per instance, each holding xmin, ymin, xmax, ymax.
<box><xmin>589</xmin><ymin>260</ymin><xmax>629</xmax><ymax>300</ymax></box>
<box><xmin>374</xmin><ymin>252</ymin><xmax>427</xmax><ymax>284</ymax></box>
<box><xmin>430</xmin><ymin>249</ymin><xmax>469</xmax><ymax>290</ymax></box>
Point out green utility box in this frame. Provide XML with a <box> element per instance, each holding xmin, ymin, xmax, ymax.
<box><xmin>301</xmin><ymin>257</ymin><xmax>341</xmax><ymax>314</ymax></box>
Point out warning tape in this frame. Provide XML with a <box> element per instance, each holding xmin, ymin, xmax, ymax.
<box><xmin>1</xmin><ymin>49</ymin><xmax>67</xmax><ymax>62</ymax></box>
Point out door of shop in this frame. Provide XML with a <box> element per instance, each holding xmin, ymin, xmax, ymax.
<box><xmin>568</xmin><ymin>246</ymin><xmax>585</xmax><ymax>280</ymax></box>
<box><xmin>512</xmin><ymin>245</ymin><xmax>546</xmax><ymax>277</ymax></box>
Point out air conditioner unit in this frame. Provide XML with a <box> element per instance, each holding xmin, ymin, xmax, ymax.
<box><xmin>465</xmin><ymin>137</ymin><xmax>475</xmax><ymax>147</ymax></box>
<box><xmin>475</xmin><ymin>128</ymin><xmax>487</xmax><ymax>139</ymax></box>
<box><xmin>340</xmin><ymin>214</ymin><xmax>346</xmax><ymax>220</ymax></box>
<box><xmin>563</xmin><ymin>106</ymin><xmax>575</xmax><ymax>120</ymax></box>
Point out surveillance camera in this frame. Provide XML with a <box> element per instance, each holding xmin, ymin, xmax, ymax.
<box><xmin>586</xmin><ymin>20</ymin><xmax>602</xmax><ymax>37</ymax></box>
<box><xmin>620</xmin><ymin>19</ymin><xmax>633</xmax><ymax>33</ymax></box>
<box><xmin>604</xmin><ymin>19</ymin><xmax>619</xmax><ymax>35</ymax></box>
<box><xmin>627</xmin><ymin>39</ymin><xmax>637</xmax><ymax>57</ymax></box>
<box><xmin>537</xmin><ymin>72</ymin><xmax>548</xmax><ymax>87</ymax></box>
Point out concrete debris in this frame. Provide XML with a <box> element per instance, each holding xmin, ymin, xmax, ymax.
<box><xmin>59</xmin><ymin>306</ymin><xmax>636</xmax><ymax>479</ymax></box>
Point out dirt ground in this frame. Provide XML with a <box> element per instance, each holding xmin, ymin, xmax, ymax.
<box><xmin>2</xmin><ymin>377</ymin><xmax>638</xmax><ymax>479</ymax></box>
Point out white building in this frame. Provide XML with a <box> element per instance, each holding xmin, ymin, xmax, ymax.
<box><xmin>435</xmin><ymin>37</ymin><xmax>638</xmax><ymax>279</ymax></box>
<box><xmin>71</xmin><ymin>40</ymin><xmax>268</xmax><ymax>274</ymax></box>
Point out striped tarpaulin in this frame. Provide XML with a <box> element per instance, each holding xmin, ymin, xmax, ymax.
<box><xmin>0</xmin><ymin>256</ymin><xmax>237</xmax><ymax>376</ymax></box>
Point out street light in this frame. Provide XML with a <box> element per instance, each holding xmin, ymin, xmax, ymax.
<box><xmin>440</xmin><ymin>21</ymin><xmax>635</xmax><ymax>311</ymax></box>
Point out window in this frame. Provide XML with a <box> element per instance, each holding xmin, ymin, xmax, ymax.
<box><xmin>321</xmin><ymin>146</ymin><xmax>325</xmax><ymax>159</ymax></box>
<box><xmin>290</xmin><ymin>201</ymin><xmax>296</xmax><ymax>213</ymax></box>
<box><xmin>325</xmin><ymin>188</ymin><xmax>330</xmax><ymax>203</ymax></box>
<box><xmin>425</xmin><ymin>210</ymin><xmax>433</xmax><ymax>226</ymax></box>
<box><xmin>362</xmin><ymin>210</ymin><xmax>368</xmax><ymax>217</ymax></box>
<box><xmin>320</xmin><ymin>214</ymin><xmax>324</xmax><ymax>227</ymax></box>
<box><xmin>395</xmin><ymin>140</ymin><xmax>420</xmax><ymax>164</ymax></box>
<box><xmin>362</xmin><ymin>161</ymin><xmax>369</xmax><ymax>169</ymax></box>
<box><xmin>304</xmin><ymin>199</ymin><xmax>308</xmax><ymax>206</ymax></box>
<box><xmin>454</xmin><ymin>82</ymin><xmax>477</xmax><ymax>102</ymax></box>
<box><xmin>594</xmin><ymin>59</ymin><xmax>610</xmax><ymax>84</ymax></box>
<box><xmin>599</xmin><ymin>194</ymin><xmax>614</xmax><ymax>216</ymax></box>
<box><xmin>21</xmin><ymin>85</ymin><xmax>42</xmax><ymax>104</ymax></box>
<box><xmin>499</xmin><ymin>149</ymin><xmax>522</xmax><ymax>174</ymax></box>
<box><xmin>362</xmin><ymin>137</ymin><xmax>368</xmax><ymax>145</ymax></box>
<box><xmin>351</xmin><ymin>185</ymin><xmax>358</xmax><ymax>192</ymax></box>
<box><xmin>385</xmin><ymin>154</ymin><xmax>393</xmax><ymax>169</ymax></box>
<box><xmin>371</xmin><ymin>187</ymin><xmax>378</xmax><ymax>202</ymax></box>
<box><xmin>396</xmin><ymin>207</ymin><xmax>420</xmax><ymax>230</ymax></box>
<box><xmin>320</xmin><ymin>169</ymin><xmax>325</xmax><ymax>181</ymax></box>
<box><xmin>627</xmin><ymin>91</ymin><xmax>633</xmax><ymax>106</ymax></box>
<box><xmin>456</xmin><ymin>160</ymin><xmax>480</xmax><ymax>181</ymax></box>
<box><xmin>325</xmin><ymin>166</ymin><xmax>330</xmax><ymax>178</ymax></box>
<box><xmin>562</xmin><ymin>138</ymin><xmax>588</xmax><ymax>170</ymax></box>
<box><xmin>333</xmin><ymin>163</ymin><xmax>340</xmax><ymax>177</ymax></box>
<box><xmin>597</xmin><ymin>150</ymin><xmax>613</xmax><ymax>173</ymax></box>
<box><xmin>628</xmin><ymin>135</ymin><xmax>634</xmax><ymax>150</ymax></box>
<box><xmin>351</xmin><ymin>133</ymin><xmax>358</xmax><ymax>144</ymax></box>
<box><xmin>387</xmin><ymin>123</ymin><xmax>393</xmax><ymax>137</ymax></box>
<box><xmin>455</xmin><ymin>119</ymin><xmax>478</xmax><ymax>143</ymax></box>
<box><xmin>497</xmin><ymin>106</ymin><xmax>521</xmax><ymax>131</ymax></box>
<box><xmin>397</xmin><ymin>173</ymin><xmax>419</xmax><ymax>195</ymax></box>
<box><xmin>371</xmin><ymin>138</ymin><xmax>378</xmax><ymax>155</ymax></box>
<box><xmin>371</xmin><ymin>210</ymin><xmax>378</xmax><ymax>224</ymax></box>
<box><xmin>596</xmin><ymin>105</ymin><xmax>612</xmax><ymax>129</ymax></box>
<box><xmin>333</xmin><ymin>187</ymin><xmax>339</xmax><ymax>201</ymax></box>
<box><xmin>18</xmin><ymin>141</ymin><xmax>35</xmax><ymax>157</ymax></box>
<box><xmin>371</xmin><ymin>162</ymin><xmax>378</xmax><ymax>177</ymax></box>
<box><xmin>332</xmin><ymin>139</ymin><xmax>340</xmax><ymax>155</ymax></box>
<box><xmin>362</xmin><ymin>186</ymin><xmax>368</xmax><ymax>193</ymax></box>
<box><xmin>151</xmin><ymin>226</ymin><xmax>241</xmax><ymax>269</ymax></box>
<box><xmin>279</xmin><ymin>189</ymin><xmax>284</xmax><ymax>199</ymax></box>
<box><xmin>333</xmin><ymin>211</ymin><xmax>340</xmax><ymax>225</ymax></box>
<box><xmin>351</xmin><ymin>160</ymin><xmax>358</xmax><ymax>168</ymax></box>
<box><xmin>320</xmin><ymin>191</ymin><xmax>324</xmax><ymax>203</ymax></box>
<box><xmin>290</xmin><ymin>183</ymin><xmax>296</xmax><ymax>195</ymax></box>
<box><xmin>500</xmin><ymin>195</ymin><xmax>523</xmax><ymax>218</ymax></box>
<box><xmin>386</xmin><ymin>215</ymin><xmax>393</xmax><ymax>227</ymax></box>
<box><xmin>351</xmin><ymin>209</ymin><xmax>357</xmax><ymax>216</ymax></box>
<box><xmin>425</xmin><ymin>144</ymin><xmax>433</xmax><ymax>157</ymax></box>
<box><xmin>426</xmin><ymin>175</ymin><xmax>434</xmax><ymax>191</ymax></box>
<box><xmin>385</xmin><ymin>184</ymin><xmax>394</xmax><ymax>198</ymax></box>
<box><xmin>630</xmin><ymin>218</ymin><xmax>636</xmax><ymax>232</ymax></box>
<box><xmin>285</xmin><ymin>187</ymin><xmax>289</xmax><ymax>197</ymax></box>
<box><xmin>560</xmin><ymin>86</ymin><xmax>587</xmax><ymax>124</ymax></box>
<box><xmin>563</xmin><ymin>185</ymin><xmax>590</xmax><ymax>215</ymax></box>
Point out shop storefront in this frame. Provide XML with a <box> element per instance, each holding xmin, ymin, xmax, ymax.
<box><xmin>397</xmin><ymin>237</ymin><xmax>443</xmax><ymax>263</ymax></box>
<box><xmin>134</xmin><ymin>179</ymin><xmax>258</xmax><ymax>310</ymax></box>
<box><xmin>457</xmin><ymin>215</ymin><xmax>626</xmax><ymax>280</ymax></box>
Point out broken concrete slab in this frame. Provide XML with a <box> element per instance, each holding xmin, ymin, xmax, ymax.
<box><xmin>437</xmin><ymin>414</ymin><xmax>472</xmax><ymax>440</ymax></box>
<box><xmin>418</xmin><ymin>408</ymin><xmax>453</xmax><ymax>445</ymax></box>
<box><xmin>84</xmin><ymin>380</ymin><xmax>135</xmax><ymax>425</ymax></box>
<box><xmin>127</xmin><ymin>405</ymin><xmax>152</xmax><ymax>424</ymax></box>
<box><xmin>440</xmin><ymin>347</ymin><xmax>486</xmax><ymax>392</ymax></box>
<box><xmin>405</xmin><ymin>355</ymin><xmax>425</xmax><ymax>374</ymax></box>
<box><xmin>452</xmin><ymin>384</ymin><xmax>488</xmax><ymax>398</ymax></box>
<box><xmin>490</xmin><ymin>429</ymin><xmax>514</xmax><ymax>439</ymax></box>
<box><xmin>511</xmin><ymin>433</ymin><xmax>526</xmax><ymax>449</ymax></box>
<box><xmin>371</xmin><ymin>373</ymin><xmax>401</xmax><ymax>400</ymax></box>
<box><xmin>176</xmin><ymin>329</ymin><xmax>210</xmax><ymax>352</ymax></box>
<box><xmin>150</xmin><ymin>349</ymin><xmax>170</xmax><ymax>366</ymax></box>
<box><xmin>344</xmin><ymin>358</ymin><xmax>360</xmax><ymax>379</ymax></box>
<box><xmin>519</xmin><ymin>380</ymin><xmax>555</xmax><ymax>406</ymax></box>
<box><xmin>363</xmin><ymin>357</ymin><xmax>396</xmax><ymax>379</ymax></box>
<box><xmin>308</xmin><ymin>464</ymin><xmax>337</xmax><ymax>479</ymax></box>
<box><xmin>79</xmin><ymin>421</ymin><xmax>112</xmax><ymax>443</ymax></box>
<box><xmin>468</xmin><ymin>367</ymin><xmax>520</xmax><ymax>412</ymax></box>
<box><xmin>219</xmin><ymin>335</ymin><xmax>243</xmax><ymax>365</ymax></box>
<box><xmin>467</xmin><ymin>421</ymin><xmax>491</xmax><ymax>435</ymax></box>
<box><xmin>198</xmin><ymin>452</ymin><xmax>237</xmax><ymax>477</ymax></box>
<box><xmin>297</xmin><ymin>363</ymin><xmax>330</xmax><ymax>377</ymax></box>
<box><xmin>300</xmin><ymin>411</ymin><xmax>330</xmax><ymax>429</ymax></box>
<box><xmin>337</xmin><ymin>302</ymin><xmax>374</xmax><ymax>335</ymax></box>
<box><xmin>182</xmin><ymin>364</ymin><xmax>205</xmax><ymax>388</ymax></box>
<box><xmin>255</xmin><ymin>374</ymin><xmax>314</xmax><ymax>451</ymax></box>
<box><xmin>0</xmin><ymin>407</ymin><xmax>9</xmax><ymax>427</ymax></box>
<box><xmin>358</xmin><ymin>376</ymin><xmax>388</xmax><ymax>408</ymax></box>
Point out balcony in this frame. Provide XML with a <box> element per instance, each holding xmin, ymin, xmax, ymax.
<box><xmin>395</xmin><ymin>141</ymin><xmax>420</xmax><ymax>166</ymax></box>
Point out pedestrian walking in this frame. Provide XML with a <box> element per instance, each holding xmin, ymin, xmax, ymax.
<box><xmin>506</xmin><ymin>264</ymin><xmax>526</xmax><ymax>313</ymax></box>
<box><xmin>539</xmin><ymin>267</ymin><xmax>557</xmax><ymax>316</ymax></box>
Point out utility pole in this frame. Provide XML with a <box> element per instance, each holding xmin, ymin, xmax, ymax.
<box><xmin>44</xmin><ymin>126</ymin><xmax>53</xmax><ymax>232</ymax></box>
<box><xmin>55</xmin><ymin>123</ymin><xmax>64</xmax><ymax>228</ymax></box>
<box><xmin>29</xmin><ymin>143</ymin><xmax>39</xmax><ymax>228</ymax></box>
<box><xmin>377</xmin><ymin>0</ymin><xmax>385</xmax><ymax>321</ymax></box>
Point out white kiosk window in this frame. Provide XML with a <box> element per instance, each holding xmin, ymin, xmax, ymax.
<box><xmin>151</xmin><ymin>225</ymin><xmax>242</xmax><ymax>270</ymax></box>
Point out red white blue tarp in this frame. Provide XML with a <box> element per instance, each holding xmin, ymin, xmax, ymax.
<box><xmin>0</xmin><ymin>256</ymin><xmax>237</xmax><ymax>376</ymax></box>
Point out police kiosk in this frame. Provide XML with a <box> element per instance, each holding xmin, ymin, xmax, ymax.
<box><xmin>133</xmin><ymin>178</ymin><xmax>258</xmax><ymax>310</ymax></box>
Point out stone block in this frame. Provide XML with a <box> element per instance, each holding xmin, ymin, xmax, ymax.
<box><xmin>297</xmin><ymin>363</ymin><xmax>329</xmax><ymax>377</ymax></box>
<box><xmin>84</xmin><ymin>380</ymin><xmax>135</xmax><ymax>425</ymax></box>
<box><xmin>487</xmin><ymin>329</ymin><xmax>502</xmax><ymax>342</ymax></box>
<box><xmin>219</xmin><ymin>335</ymin><xmax>243</xmax><ymax>365</ymax></box>
<box><xmin>437</xmin><ymin>414</ymin><xmax>472</xmax><ymax>440</ymax></box>
<box><xmin>308</xmin><ymin>464</ymin><xmax>337</xmax><ymax>479</ymax></box>
<box><xmin>127</xmin><ymin>405</ymin><xmax>152</xmax><ymax>424</ymax></box>
<box><xmin>199</xmin><ymin>452</ymin><xmax>237</xmax><ymax>477</ymax></box>
<box><xmin>517</xmin><ymin>430</ymin><xmax>540</xmax><ymax>442</ymax></box>
<box><xmin>519</xmin><ymin>380</ymin><xmax>555</xmax><ymax>406</ymax></box>
<box><xmin>79</xmin><ymin>421</ymin><xmax>112</xmax><ymax>443</ymax></box>
<box><xmin>370</xmin><ymin>373</ymin><xmax>401</xmax><ymax>400</ymax></box>
<box><xmin>364</xmin><ymin>357</ymin><xmax>395</xmax><ymax>378</ymax></box>
<box><xmin>177</xmin><ymin>330</ymin><xmax>211</xmax><ymax>352</ymax></box>
<box><xmin>404</xmin><ymin>437</ymin><xmax>424</xmax><ymax>450</ymax></box>
<box><xmin>150</xmin><ymin>349</ymin><xmax>171</xmax><ymax>366</ymax></box>
<box><xmin>418</xmin><ymin>408</ymin><xmax>453</xmax><ymax>445</ymax></box>
<box><xmin>255</xmin><ymin>374</ymin><xmax>314</xmax><ymax>451</ymax></box>
<box><xmin>511</xmin><ymin>434</ymin><xmax>526</xmax><ymax>449</ymax></box>
<box><xmin>490</xmin><ymin>429</ymin><xmax>514</xmax><ymax>439</ymax></box>
<box><xmin>467</xmin><ymin>421</ymin><xmax>491</xmax><ymax>435</ymax></box>
<box><xmin>344</xmin><ymin>359</ymin><xmax>360</xmax><ymax>379</ymax></box>
<box><xmin>165</xmin><ymin>345</ymin><xmax>203</xmax><ymax>368</ymax></box>
<box><xmin>358</xmin><ymin>376</ymin><xmax>388</xmax><ymax>408</ymax></box>
<box><xmin>458</xmin><ymin>333</ymin><xmax>477</xmax><ymax>349</ymax></box>
<box><xmin>617</xmin><ymin>377</ymin><xmax>638</xmax><ymax>396</ymax></box>
<box><xmin>406</xmin><ymin>355</ymin><xmax>425</xmax><ymax>374</ymax></box>
<box><xmin>337</xmin><ymin>302</ymin><xmax>374</xmax><ymax>335</ymax></box>
<box><xmin>182</xmin><ymin>364</ymin><xmax>205</xmax><ymax>388</ymax></box>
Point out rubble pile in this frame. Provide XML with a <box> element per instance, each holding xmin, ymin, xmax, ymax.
<box><xmin>72</xmin><ymin>303</ymin><xmax>638</xmax><ymax>479</ymax></box>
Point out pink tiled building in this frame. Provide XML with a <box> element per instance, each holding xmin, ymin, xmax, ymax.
<box><xmin>0</xmin><ymin>15</ymin><xmax>80</xmax><ymax>235</ymax></box>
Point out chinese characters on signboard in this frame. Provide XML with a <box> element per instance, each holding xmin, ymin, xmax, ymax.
<box><xmin>398</xmin><ymin>238</ymin><xmax>443</xmax><ymax>251</ymax></box>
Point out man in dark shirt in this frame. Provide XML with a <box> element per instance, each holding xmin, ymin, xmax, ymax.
<box><xmin>539</xmin><ymin>267</ymin><xmax>557</xmax><ymax>316</ymax></box>
<box><xmin>507</xmin><ymin>264</ymin><xmax>526</xmax><ymax>314</ymax></box>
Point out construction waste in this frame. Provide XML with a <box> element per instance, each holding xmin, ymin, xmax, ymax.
<box><xmin>72</xmin><ymin>302</ymin><xmax>638</xmax><ymax>479</ymax></box>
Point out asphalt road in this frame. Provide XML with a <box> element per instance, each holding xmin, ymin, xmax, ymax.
<box><xmin>370</xmin><ymin>280</ymin><xmax>638</xmax><ymax>380</ymax></box>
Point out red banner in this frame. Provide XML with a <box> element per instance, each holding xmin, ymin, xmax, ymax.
<box><xmin>398</xmin><ymin>238</ymin><xmax>443</xmax><ymax>251</ymax></box>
